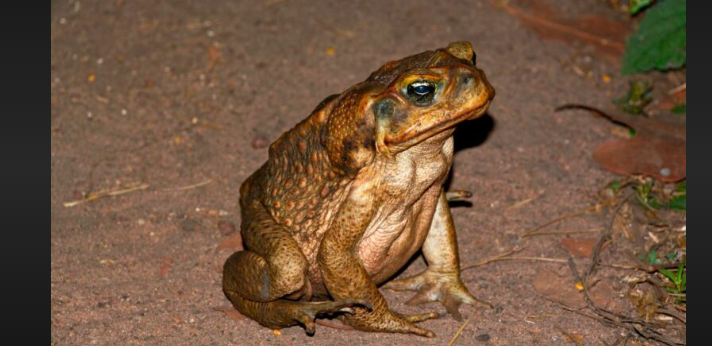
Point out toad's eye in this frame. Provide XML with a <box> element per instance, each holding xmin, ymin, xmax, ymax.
<box><xmin>405</xmin><ymin>80</ymin><xmax>436</xmax><ymax>106</ymax></box>
<box><xmin>411</xmin><ymin>82</ymin><xmax>433</xmax><ymax>95</ymax></box>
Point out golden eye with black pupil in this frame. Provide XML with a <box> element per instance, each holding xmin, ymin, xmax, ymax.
<box><xmin>405</xmin><ymin>80</ymin><xmax>436</xmax><ymax>106</ymax></box>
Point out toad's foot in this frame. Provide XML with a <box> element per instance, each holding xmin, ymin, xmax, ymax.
<box><xmin>400</xmin><ymin>311</ymin><xmax>441</xmax><ymax>323</ymax></box>
<box><xmin>317</xmin><ymin>313</ymin><xmax>439</xmax><ymax>332</ymax></box>
<box><xmin>445</xmin><ymin>190</ymin><xmax>472</xmax><ymax>202</ymax></box>
<box><xmin>340</xmin><ymin>309</ymin><xmax>439</xmax><ymax>338</ymax></box>
<box><xmin>383</xmin><ymin>271</ymin><xmax>491</xmax><ymax>321</ymax></box>
<box><xmin>296</xmin><ymin>299</ymin><xmax>372</xmax><ymax>335</ymax></box>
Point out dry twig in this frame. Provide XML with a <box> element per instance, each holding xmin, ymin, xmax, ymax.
<box><xmin>447</xmin><ymin>318</ymin><xmax>470</xmax><ymax>346</ymax></box>
<box><xmin>461</xmin><ymin>246</ymin><xmax>567</xmax><ymax>272</ymax></box>
<box><xmin>521</xmin><ymin>199</ymin><xmax>616</xmax><ymax>237</ymax></box>
<box><xmin>63</xmin><ymin>182</ymin><xmax>149</xmax><ymax>207</ymax></box>
<box><xmin>524</xmin><ymin>227</ymin><xmax>604</xmax><ymax>237</ymax></box>
<box><xmin>162</xmin><ymin>179</ymin><xmax>213</xmax><ymax>191</ymax></box>
<box><xmin>564</xmin><ymin>195</ymin><xmax>685</xmax><ymax>346</ymax></box>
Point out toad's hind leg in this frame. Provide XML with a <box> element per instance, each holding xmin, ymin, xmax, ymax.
<box><xmin>223</xmin><ymin>284</ymin><xmax>369</xmax><ymax>335</ymax></box>
<box><xmin>223</xmin><ymin>201</ymin><xmax>309</xmax><ymax>303</ymax></box>
<box><xmin>223</xmin><ymin>201</ymin><xmax>370</xmax><ymax>333</ymax></box>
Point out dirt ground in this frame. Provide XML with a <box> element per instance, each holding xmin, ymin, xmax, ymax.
<box><xmin>51</xmin><ymin>1</ymin><xmax>682</xmax><ymax>345</ymax></box>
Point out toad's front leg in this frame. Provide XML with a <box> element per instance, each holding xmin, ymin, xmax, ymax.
<box><xmin>384</xmin><ymin>191</ymin><xmax>491</xmax><ymax>321</ymax></box>
<box><xmin>317</xmin><ymin>178</ymin><xmax>438</xmax><ymax>337</ymax></box>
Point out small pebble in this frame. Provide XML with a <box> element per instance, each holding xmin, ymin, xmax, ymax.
<box><xmin>476</xmin><ymin>333</ymin><xmax>491</xmax><ymax>342</ymax></box>
<box><xmin>217</xmin><ymin>220</ymin><xmax>237</xmax><ymax>235</ymax></box>
<box><xmin>180</xmin><ymin>218</ymin><xmax>202</xmax><ymax>233</ymax></box>
<box><xmin>251</xmin><ymin>135</ymin><xmax>270</xmax><ymax>149</ymax></box>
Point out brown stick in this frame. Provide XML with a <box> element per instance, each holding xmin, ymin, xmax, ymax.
<box><xmin>565</xmin><ymin>195</ymin><xmax>685</xmax><ymax>346</ymax></box>
<box><xmin>161</xmin><ymin>179</ymin><xmax>213</xmax><ymax>191</ymax></box>
<box><xmin>63</xmin><ymin>182</ymin><xmax>149</xmax><ymax>207</ymax></box>
<box><xmin>461</xmin><ymin>246</ymin><xmax>569</xmax><ymax>272</ymax></box>
<box><xmin>524</xmin><ymin>227</ymin><xmax>604</xmax><ymax>237</ymax></box>
<box><xmin>521</xmin><ymin>199</ymin><xmax>616</xmax><ymax>237</ymax></box>
<box><xmin>461</xmin><ymin>246</ymin><xmax>526</xmax><ymax>271</ymax></box>
<box><xmin>601</xmin><ymin>262</ymin><xmax>684</xmax><ymax>273</ymax></box>
<box><xmin>447</xmin><ymin>319</ymin><xmax>470</xmax><ymax>346</ymax></box>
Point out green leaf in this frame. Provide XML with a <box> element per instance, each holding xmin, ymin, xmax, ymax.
<box><xmin>615</xmin><ymin>81</ymin><xmax>652</xmax><ymax>114</ymax></box>
<box><xmin>622</xmin><ymin>0</ymin><xmax>686</xmax><ymax>75</ymax></box>
<box><xmin>671</xmin><ymin>104</ymin><xmax>686</xmax><ymax>114</ymax></box>
<box><xmin>665</xmin><ymin>252</ymin><xmax>677</xmax><ymax>262</ymax></box>
<box><xmin>676</xmin><ymin>180</ymin><xmax>687</xmax><ymax>192</ymax></box>
<box><xmin>659</xmin><ymin>268</ymin><xmax>676</xmax><ymax>281</ymax></box>
<box><xmin>681</xmin><ymin>272</ymin><xmax>686</xmax><ymax>287</ymax></box>
<box><xmin>608</xmin><ymin>180</ymin><xmax>623</xmax><ymax>193</ymax></box>
<box><xmin>646</xmin><ymin>250</ymin><xmax>660</xmax><ymax>265</ymax></box>
<box><xmin>668</xmin><ymin>195</ymin><xmax>686</xmax><ymax>211</ymax></box>
<box><xmin>636</xmin><ymin>180</ymin><xmax>653</xmax><ymax>201</ymax></box>
<box><xmin>630</xmin><ymin>0</ymin><xmax>655</xmax><ymax>15</ymax></box>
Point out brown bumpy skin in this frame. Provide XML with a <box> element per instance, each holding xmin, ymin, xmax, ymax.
<box><xmin>223</xmin><ymin>41</ymin><xmax>495</xmax><ymax>337</ymax></box>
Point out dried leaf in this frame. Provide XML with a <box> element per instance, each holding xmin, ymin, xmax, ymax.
<box><xmin>560</xmin><ymin>238</ymin><xmax>599</xmax><ymax>258</ymax></box>
<box><xmin>593</xmin><ymin>136</ymin><xmax>685</xmax><ymax>182</ymax></box>
<box><xmin>159</xmin><ymin>257</ymin><xmax>173</xmax><ymax>278</ymax></box>
<box><xmin>563</xmin><ymin>332</ymin><xmax>585</xmax><ymax>345</ymax></box>
<box><xmin>217</xmin><ymin>232</ymin><xmax>243</xmax><ymax>251</ymax></box>
<box><xmin>534</xmin><ymin>269</ymin><xmax>584</xmax><ymax>308</ymax></box>
<box><xmin>533</xmin><ymin>269</ymin><xmax>621</xmax><ymax>311</ymax></box>
<box><xmin>491</xmin><ymin>0</ymin><xmax>629</xmax><ymax>57</ymax></box>
<box><xmin>558</xmin><ymin>105</ymin><xmax>686</xmax><ymax>182</ymax></box>
<box><xmin>208</xmin><ymin>45</ymin><xmax>221</xmax><ymax>71</ymax></box>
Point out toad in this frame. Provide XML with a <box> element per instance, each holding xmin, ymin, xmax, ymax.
<box><xmin>223</xmin><ymin>41</ymin><xmax>495</xmax><ymax>337</ymax></box>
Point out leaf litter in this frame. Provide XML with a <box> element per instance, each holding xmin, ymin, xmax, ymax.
<box><xmin>557</xmin><ymin>105</ymin><xmax>686</xmax><ymax>182</ymax></box>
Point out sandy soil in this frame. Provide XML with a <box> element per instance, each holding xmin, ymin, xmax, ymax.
<box><xmin>51</xmin><ymin>1</ymin><xmax>673</xmax><ymax>345</ymax></box>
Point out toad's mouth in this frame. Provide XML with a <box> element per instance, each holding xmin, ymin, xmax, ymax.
<box><xmin>385</xmin><ymin>100</ymin><xmax>491</xmax><ymax>147</ymax></box>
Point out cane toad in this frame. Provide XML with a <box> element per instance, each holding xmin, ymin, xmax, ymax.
<box><xmin>223</xmin><ymin>41</ymin><xmax>495</xmax><ymax>337</ymax></box>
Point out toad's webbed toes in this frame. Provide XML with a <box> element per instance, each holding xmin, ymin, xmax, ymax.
<box><xmin>385</xmin><ymin>271</ymin><xmax>491</xmax><ymax>321</ymax></box>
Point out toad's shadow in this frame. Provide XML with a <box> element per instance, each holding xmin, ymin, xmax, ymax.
<box><xmin>443</xmin><ymin>112</ymin><xmax>496</xmax><ymax>207</ymax></box>
<box><xmin>453</xmin><ymin>112</ymin><xmax>496</xmax><ymax>154</ymax></box>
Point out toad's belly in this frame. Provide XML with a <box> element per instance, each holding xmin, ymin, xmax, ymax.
<box><xmin>357</xmin><ymin>187</ymin><xmax>441</xmax><ymax>285</ymax></box>
<box><xmin>305</xmin><ymin>187</ymin><xmax>441</xmax><ymax>298</ymax></box>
